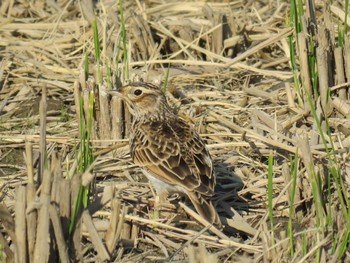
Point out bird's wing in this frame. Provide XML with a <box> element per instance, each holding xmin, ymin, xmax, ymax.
<box><xmin>130</xmin><ymin>118</ymin><xmax>214</xmax><ymax>197</ymax></box>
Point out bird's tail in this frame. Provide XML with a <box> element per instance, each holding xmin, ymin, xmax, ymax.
<box><xmin>187</xmin><ymin>193</ymin><xmax>222</xmax><ymax>229</ymax></box>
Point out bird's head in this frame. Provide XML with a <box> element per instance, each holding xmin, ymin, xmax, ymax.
<box><xmin>109</xmin><ymin>82</ymin><xmax>169</xmax><ymax>117</ymax></box>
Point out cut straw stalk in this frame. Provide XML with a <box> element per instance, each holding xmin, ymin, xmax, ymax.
<box><xmin>224</xmin><ymin>28</ymin><xmax>293</xmax><ymax>67</ymax></box>
<box><xmin>49</xmin><ymin>204</ymin><xmax>70</xmax><ymax>263</ymax></box>
<box><xmin>297</xmin><ymin>131</ymin><xmax>326</xmax><ymax>223</ymax></box>
<box><xmin>70</xmin><ymin>173</ymin><xmax>83</xmax><ymax>261</ymax></box>
<box><xmin>105</xmin><ymin>200</ymin><xmax>128</xmax><ymax>254</ymax></box>
<box><xmin>105</xmin><ymin>199</ymin><xmax>121</xmax><ymax>254</ymax></box>
<box><xmin>25</xmin><ymin>141</ymin><xmax>37</xmax><ymax>262</ymax></box>
<box><xmin>97</xmin><ymin>85</ymin><xmax>112</xmax><ymax>146</ymax></box>
<box><xmin>332</xmin><ymin>97</ymin><xmax>350</xmax><ymax>116</ymax></box>
<box><xmin>344</xmin><ymin>38</ymin><xmax>350</xmax><ymax>97</ymax></box>
<box><xmin>209</xmin><ymin>111</ymin><xmax>296</xmax><ymax>154</ymax></box>
<box><xmin>220</xmin><ymin>202</ymin><xmax>257</xmax><ymax>236</ymax></box>
<box><xmin>128</xmin><ymin>59</ymin><xmax>292</xmax><ymax>79</ymax></box>
<box><xmin>316</xmin><ymin>26</ymin><xmax>331</xmax><ymax>115</ymax></box>
<box><xmin>15</xmin><ymin>186</ymin><xmax>27</xmax><ymax>263</ymax></box>
<box><xmin>111</xmin><ymin>96</ymin><xmax>124</xmax><ymax>139</ymax></box>
<box><xmin>82</xmin><ymin>210</ymin><xmax>110</xmax><ymax>261</ymax></box>
<box><xmin>297</xmin><ymin>32</ymin><xmax>312</xmax><ymax>112</ymax></box>
<box><xmin>95</xmin><ymin>207</ymin><xmax>261</xmax><ymax>252</ymax></box>
<box><xmin>0</xmin><ymin>205</ymin><xmax>15</xmax><ymax>262</ymax></box>
<box><xmin>330</xmin><ymin>5</ymin><xmax>350</xmax><ymax>27</ymax></box>
<box><xmin>0</xmin><ymin>21</ymin><xmax>89</xmax><ymax>30</ymax></box>
<box><xmin>334</xmin><ymin>47</ymin><xmax>347</xmax><ymax>100</ymax></box>
<box><xmin>38</xmin><ymin>85</ymin><xmax>47</xmax><ymax>184</ymax></box>
<box><xmin>33</xmin><ymin>170</ymin><xmax>51</xmax><ymax>263</ymax></box>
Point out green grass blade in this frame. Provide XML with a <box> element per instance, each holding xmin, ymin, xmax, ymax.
<box><xmin>84</xmin><ymin>52</ymin><xmax>89</xmax><ymax>81</ymax></box>
<box><xmin>288</xmin><ymin>150</ymin><xmax>298</xmax><ymax>257</ymax></box>
<box><xmin>0</xmin><ymin>243</ymin><xmax>3</xmax><ymax>263</ymax></box>
<box><xmin>115</xmin><ymin>36</ymin><xmax>122</xmax><ymax>79</ymax></box>
<box><xmin>69</xmin><ymin>91</ymin><xmax>95</xmax><ymax>236</ymax></box>
<box><xmin>92</xmin><ymin>18</ymin><xmax>101</xmax><ymax>84</ymax></box>
<box><xmin>306</xmin><ymin>35</ymin><xmax>318</xmax><ymax>98</ymax></box>
<box><xmin>339</xmin><ymin>231</ymin><xmax>349</xmax><ymax>258</ymax></box>
<box><xmin>69</xmin><ymin>185</ymin><xmax>84</xmax><ymax>235</ymax></box>
<box><xmin>287</xmin><ymin>25</ymin><xmax>303</xmax><ymax>106</ymax></box>
<box><xmin>93</xmin><ymin>18</ymin><xmax>101</xmax><ymax>63</ymax></box>
<box><xmin>306</xmin><ymin>92</ymin><xmax>348</xmax><ymax>218</ymax></box>
<box><xmin>107</xmin><ymin>62</ymin><xmax>112</xmax><ymax>90</ymax></box>
<box><xmin>162</xmin><ymin>63</ymin><xmax>171</xmax><ymax>93</ymax></box>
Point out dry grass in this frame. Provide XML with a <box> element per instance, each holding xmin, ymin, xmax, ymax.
<box><xmin>0</xmin><ymin>0</ymin><xmax>349</xmax><ymax>262</ymax></box>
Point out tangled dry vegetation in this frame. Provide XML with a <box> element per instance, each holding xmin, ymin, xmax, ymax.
<box><xmin>0</xmin><ymin>0</ymin><xmax>350</xmax><ymax>262</ymax></box>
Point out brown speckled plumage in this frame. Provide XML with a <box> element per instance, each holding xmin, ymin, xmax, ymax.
<box><xmin>110</xmin><ymin>82</ymin><xmax>221</xmax><ymax>227</ymax></box>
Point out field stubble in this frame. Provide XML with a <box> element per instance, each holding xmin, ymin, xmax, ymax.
<box><xmin>0</xmin><ymin>0</ymin><xmax>350</xmax><ymax>262</ymax></box>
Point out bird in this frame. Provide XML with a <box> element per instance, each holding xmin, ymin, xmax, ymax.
<box><xmin>109</xmin><ymin>82</ymin><xmax>221</xmax><ymax>228</ymax></box>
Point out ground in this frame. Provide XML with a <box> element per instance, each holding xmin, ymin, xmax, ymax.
<box><xmin>0</xmin><ymin>0</ymin><xmax>350</xmax><ymax>262</ymax></box>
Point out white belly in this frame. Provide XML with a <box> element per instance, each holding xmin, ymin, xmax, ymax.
<box><xmin>141</xmin><ymin>170</ymin><xmax>186</xmax><ymax>195</ymax></box>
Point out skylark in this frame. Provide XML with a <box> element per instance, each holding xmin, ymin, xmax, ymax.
<box><xmin>109</xmin><ymin>82</ymin><xmax>221</xmax><ymax>227</ymax></box>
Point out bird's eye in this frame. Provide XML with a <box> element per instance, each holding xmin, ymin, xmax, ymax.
<box><xmin>133</xmin><ymin>89</ymin><xmax>142</xmax><ymax>96</ymax></box>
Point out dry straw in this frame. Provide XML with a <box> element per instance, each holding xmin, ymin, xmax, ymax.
<box><xmin>0</xmin><ymin>0</ymin><xmax>349</xmax><ymax>262</ymax></box>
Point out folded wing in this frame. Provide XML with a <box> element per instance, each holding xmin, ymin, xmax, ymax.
<box><xmin>130</xmin><ymin>117</ymin><xmax>215</xmax><ymax>198</ymax></box>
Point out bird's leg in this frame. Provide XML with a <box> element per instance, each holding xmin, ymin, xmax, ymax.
<box><xmin>150</xmin><ymin>191</ymin><xmax>165</xmax><ymax>220</ymax></box>
<box><xmin>154</xmin><ymin>191</ymin><xmax>174</xmax><ymax>210</ymax></box>
<box><xmin>154</xmin><ymin>193</ymin><xmax>164</xmax><ymax>208</ymax></box>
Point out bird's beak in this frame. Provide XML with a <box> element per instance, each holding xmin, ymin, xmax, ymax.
<box><xmin>107</xmin><ymin>88</ymin><xmax>122</xmax><ymax>97</ymax></box>
<box><xmin>107</xmin><ymin>86</ymin><xmax>131</xmax><ymax>105</ymax></box>
<box><xmin>107</xmin><ymin>86</ymin><xmax>135</xmax><ymax>115</ymax></box>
